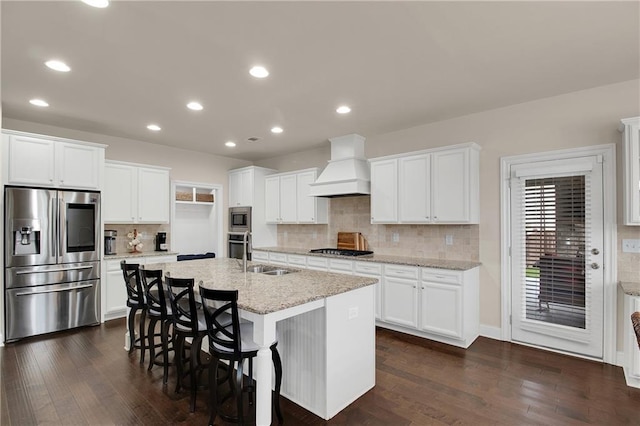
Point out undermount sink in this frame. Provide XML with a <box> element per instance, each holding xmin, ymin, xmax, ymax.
<box><xmin>244</xmin><ymin>264</ymin><xmax>297</xmax><ymax>275</ymax></box>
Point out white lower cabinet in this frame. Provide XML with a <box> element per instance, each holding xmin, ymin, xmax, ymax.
<box><xmin>103</xmin><ymin>254</ymin><xmax>177</xmax><ymax>321</ymax></box>
<box><xmin>251</xmin><ymin>250</ymin><xmax>479</xmax><ymax>348</ymax></box>
<box><xmin>623</xmin><ymin>293</ymin><xmax>640</xmax><ymax>388</ymax></box>
<box><xmin>382</xmin><ymin>265</ymin><xmax>419</xmax><ymax>328</ymax></box>
<box><xmin>354</xmin><ymin>262</ymin><xmax>383</xmax><ymax>320</ymax></box>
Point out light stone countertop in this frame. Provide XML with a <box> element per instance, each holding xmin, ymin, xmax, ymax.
<box><xmin>151</xmin><ymin>258</ymin><xmax>377</xmax><ymax>315</ymax></box>
<box><xmin>620</xmin><ymin>281</ymin><xmax>640</xmax><ymax>297</ymax></box>
<box><xmin>104</xmin><ymin>251</ymin><xmax>179</xmax><ymax>261</ymax></box>
<box><xmin>254</xmin><ymin>246</ymin><xmax>481</xmax><ymax>271</ymax></box>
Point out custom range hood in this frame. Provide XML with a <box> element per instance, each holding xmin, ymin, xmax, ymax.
<box><xmin>309</xmin><ymin>134</ymin><xmax>370</xmax><ymax>198</ymax></box>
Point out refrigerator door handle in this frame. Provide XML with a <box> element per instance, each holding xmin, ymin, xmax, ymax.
<box><xmin>15</xmin><ymin>265</ymin><xmax>94</xmax><ymax>275</ymax></box>
<box><xmin>50</xmin><ymin>195</ymin><xmax>57</xmax><ymax>259</ymax></box>
<box><xmin>15</xmin><ymin>283</ymin><xmax>94</xmax><ymax>296</ymax></box>
<box><xmin>58</xmin><ymin>197</ymin><xmax>65</xmax><ymax>261</ymax></box>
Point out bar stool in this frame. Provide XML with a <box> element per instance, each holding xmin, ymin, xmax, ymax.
<box><xmin>140</xmin><ymin>267</ymin><xmax>174</xmax><ymax>384</ymax></box>
<box><xmin>165</xmin><ymin>276</ymin><xmax>209</xmax><ymax>412</ymax></box>
<box><xmin>199</xmin><ymin>286</ymin><xmax>283</xmax><ymax>425</ymax></box>
<box><xmin>121</xmin><ymin>260</ymin><xmax>147</xmax><ymax>364</ymax></box>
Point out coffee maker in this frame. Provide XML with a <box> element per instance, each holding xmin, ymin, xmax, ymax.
<box><xmin>104</xmin><ymin>230</ymin><xmax>117</xmax><ymax>255</ymax></box>
<box><xmin>155</xmin><ymin>232</ymin><xmax>167</xmax><ymax>252</ymax></box>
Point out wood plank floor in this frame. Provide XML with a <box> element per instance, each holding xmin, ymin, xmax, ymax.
<box><xmin>1</xmin><ymin>319</ymin><xmax>639</xmax><ymax>425</ymax></box>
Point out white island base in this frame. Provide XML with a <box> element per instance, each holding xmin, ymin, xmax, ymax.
<box><xmin>275</xmin><ymin>285</ymin><xmax>376</xmax><ymax>419</ymax></box>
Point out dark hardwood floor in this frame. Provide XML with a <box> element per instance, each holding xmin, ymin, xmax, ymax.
<box><xmin>2</xmin><ymin>319</ymin><xmax>639</xmax><ymax>425</ymax></box>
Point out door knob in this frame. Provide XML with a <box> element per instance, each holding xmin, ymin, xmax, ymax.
<box><xmin>591</xmin><ymin>248</ymin><xmax>600</xmax><ymax>255</ymax></box>
<box><xmin>590</xmin><ymin>262</ymin><xmax>600</xmax><ymax>270</ymax></box>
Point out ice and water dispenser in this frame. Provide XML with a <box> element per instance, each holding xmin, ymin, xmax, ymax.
<box><xmin>11</xmin><ymin>220</ymin><xmax>41</xmax><ymax>256</ymax></box>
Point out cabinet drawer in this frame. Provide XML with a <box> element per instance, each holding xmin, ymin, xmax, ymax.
<box><xmin>306</xmin><ymin>256</ymin><xmax>328</xmax><ymax>270</ymax></box>
<box><xmin>354</xmin><ymin>262</ymin><xmax>382</xmax><ymax>275</ymax></box>
<box><xmin>329</xmin><ymin>259</ymin><xmax>353</xmax><ymax>273</ymax></box>
<box><xmin>287</xmin><ymin>254</ymin><xmax>307</xmax><ymax>267</ymax></box>
<box><xmin>106</xmin><ymin>259</ymin><xmax>123</xmax><ymax>272</ymax></box>
<box><xmin>252</xmin><ymin>251</ymin><xmax>269</xmax><ymax>262</ymax></box>
<box><xmin>385</xmin><ymin>265</ymin><xmax>419</xmax><ymax>280</ymax></box>
<box><xmin>269</xmin><ymin>252</ymin><xmax>287</xmax><ymax>265</ymax></box>
<box><xmin>421</xmin><ymin>268</ymin><xmax>462</xmax><ymax>285</ymax></box>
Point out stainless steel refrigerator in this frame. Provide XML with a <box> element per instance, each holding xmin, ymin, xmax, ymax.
<box><xmin>4</xmin><ymin>186</ymin><xmax>101</xmax><ymax>342</ymax></box>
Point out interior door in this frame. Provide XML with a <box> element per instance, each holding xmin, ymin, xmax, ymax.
<box><xmin>510</xmin><ymin>156</ymin><xmax>604</xmax><ymax>358</ymax></box>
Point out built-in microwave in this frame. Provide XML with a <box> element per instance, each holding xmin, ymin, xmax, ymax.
<box><xmin>229</xmin><ymin>206</ymin><xmax>251</xmax><ymax>233</ymax></box>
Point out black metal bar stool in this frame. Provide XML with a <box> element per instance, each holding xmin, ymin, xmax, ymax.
<box><xmin>199</xmin><ymin>286</ymin><xmax>283</xmax><ymax>425</ymax></box>
<box><xmin>140</xmin><ymin>267</ymin><xmax>174</xmax><ymax>384</ymax></box>
<box><xmin>121</xmin><ymin>260</ymin><xmax>147</xmax><ymax>364</ymax></box>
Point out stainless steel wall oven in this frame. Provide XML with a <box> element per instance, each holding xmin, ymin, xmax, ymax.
<box><xmin>4</xmin><ymin>187</ymin><xmax>101</xmax><ymax>342</ymax></box>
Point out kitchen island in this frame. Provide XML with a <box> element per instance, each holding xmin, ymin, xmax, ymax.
<box><xmin>147</xmin><ymin>257</ymin><xmax>378</xmax><ymax>425</ymax></box>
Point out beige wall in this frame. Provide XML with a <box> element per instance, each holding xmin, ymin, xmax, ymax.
<box><xmin>257</xmin><ymin>79</ymin><xmax>640</xmax><ymax>332</ymax></box>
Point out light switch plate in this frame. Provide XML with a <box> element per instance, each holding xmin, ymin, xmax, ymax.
<box><xmin>622</xmin><ymin>239</ymin><xmax>640</xmax><ymax>253</ymax></box>
<box><xmin>392</xmin><ymin>232</ymin><xmax>399</xmax><ymax>243</ymax></box>
<box><xmin>445</xmin><ymin>235</ymin><xmax>453</xmax><ymax>245</ymax></box>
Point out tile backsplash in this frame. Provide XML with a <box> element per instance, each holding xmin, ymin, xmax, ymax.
<box><xmin>103</xmin><ymin>224</ymin><xmax>171</xmax><ymax>255</ymax></box>
<box><xmin>277</xmin><ymin>196</ymin><xmax>479</xmax><ymax>261</ymax></box>
<box><xmin>618</xmin><ymin>224</ymin><xmax>640</xmax><ymax>283</ymax></box>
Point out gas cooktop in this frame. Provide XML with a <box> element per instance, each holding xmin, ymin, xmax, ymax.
<box><xmin>309</xmin><ymin>248</ymin><xmax>374</xmax><ymax>257</ymax></box>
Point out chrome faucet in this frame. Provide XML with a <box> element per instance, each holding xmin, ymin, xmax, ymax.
<box><xmin>242</xmin><ymin>231</ymin><xmax>251</xmax><ymax>272</ymax></box>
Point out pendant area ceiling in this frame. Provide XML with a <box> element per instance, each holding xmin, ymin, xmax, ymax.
<box><xmin>2</xmin><ymin>1</ymin><xmax>639</xmax><ymax>161</ymax></box>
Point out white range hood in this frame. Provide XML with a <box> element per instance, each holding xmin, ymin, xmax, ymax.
<box><xmin>308</xmin><ymin>134</ymin><xmax>370</xmax><ymax>198</ymax></box>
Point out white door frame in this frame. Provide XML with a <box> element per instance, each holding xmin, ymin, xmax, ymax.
<box><xmin>500</xmin><ymin>144</ymin><xmax>617</xmax><ymax>364</ymax></box>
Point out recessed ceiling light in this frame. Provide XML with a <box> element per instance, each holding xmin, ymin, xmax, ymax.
<box><xmin>336</xmin><ymin>105</ymin><xmax>351</xmax><ymax>114</ymax></box>
<box><xmin>187</xmin><ymin>101</ymin><xmax>203</xmax><ymax>111</ymax></box>
<box><xmin>82</xmin><ymin>0</ymin><xmax>109</xmax><ymax>8</ymax></box>
<box><xmin>29</xmin><ymin>99</ymin><xmax>49</xmax><ymax>107</ymax></box>
<box><xmin>249</xmin><ymin>66</ymin><xmax>269</xmax><ymax>78</ymax></box>
<box><xmin>271</xmin><ymin>126</ymin><xmax>283</xmax><ymax>134</ymax></box>
<box><xmin>225</xmin><ymin>141</ymin><xmax>236</xmax><ymax>147</ymax></box>
<box><xmin>147</xmin><ymin>124</ymin><xmax>161</xmax><ymax>131</ymax></box>
<box><xmin>45</xmin><ymin>60</ymin><xmax>71</xmax><ymax>72</ymax></box>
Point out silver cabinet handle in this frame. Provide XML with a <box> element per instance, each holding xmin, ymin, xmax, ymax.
<box><xmin>16</xmin><ymin>265</ymin><xmax>93</xmax><ymax>275</ymax></box>
<box><xmin>16</xmin><ymin>283</ymin><xmax>94</xmax><ymax>296</ymax></box>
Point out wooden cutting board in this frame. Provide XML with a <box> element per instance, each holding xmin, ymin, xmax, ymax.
<box><xmin>337</xmin><ymin>232</ymin><xmax>366</xmax><ymax>251</ymax></box>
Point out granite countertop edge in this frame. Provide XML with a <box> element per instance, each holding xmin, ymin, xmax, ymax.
<box><xmin>620</xmin><ymin>281</ymin><xmax>640</xmax><ymax>297</ymax></box>
<box><xmin>104</xmin><ymin>251</ymin><xmax>179</xmax><ymax>260</ymax></box>
<box><xmin>254</xmin><ymin>246</ymin><xmax>481</xmax><ymax>271</ymax></box>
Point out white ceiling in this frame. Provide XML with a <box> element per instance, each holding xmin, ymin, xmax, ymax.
<box><xmin>2</xmin><ymin>1</ymin><xmax>639</xmax><ymax>162</ymax></box>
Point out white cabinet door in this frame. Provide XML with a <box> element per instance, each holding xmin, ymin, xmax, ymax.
<box><xmin>264</xmin><ymin>176</ymin><xmax>281</xmax><ymax>223</ymax></box>
<box><xmin>419</xmin><ymin>281</ymin><xmax>463</xmax><ymax>339</ymax></box>
<box><xmin>399</xmin><ymin>153</ymin><xmax>430</xmax><ymax>223</ymax></box>
<box><xmin>279</xmin><ymin>174</ymin><xmax>297</xmax><ymax>223</ymax></box>
<box><xmin>239</xmin><ymin>168</ymin><xmax>254</xmax><ymax>206</ymax></box>
<box><xmin>7</xmin><ymin>135</ymin><xmax>56</xmax><ymax>186</ymax></box>
<box><xmin>137</xmin><ymin>167</ymin><xmax>170</xmax><ymax>223</ymax></box>
<box><xmin>104</xmin><ymin>163</ymin><xmax>137</xmax><ymax>222</ymax></box>
<box><xmin>57</xmin><ymin>143</ymin><xmax>101</xmax><ymax>189</ymax></box>
<box><xmin>382</xmin><ymin>276</ymin><xmax>418</xmax><ymax>328</ymax></box>
<box><xmin>355</xmin><ymin>262</ymin><xmax>383</xmax><ymax>320</ymax></box>
<box><xmin>229</xmin><ymin>170</ymin><xmax>242</xmax><ymax>207</ymax></box>
<box><xmin>370</xmin><ymin>159</ymin><xmax>398</xmax><ymax>223</ymax></box>
<box><xmin>431</xmin><ymin>148</ymin><xmax>469</xmax><ymax>223</ymax></box>
<box><xmin>104</xmin><ymin>260</ymin><xmax>127</xmax><ymax>320</ymax></box>
<box><xmin>621</xmin><ymin>117</ymin><xmax>640</xmax><ymax>225</ymax></box>
<box><xmin>297</xmin><ymin>170</ymin><xmax>327</xmax><ymax>223</ymax></box>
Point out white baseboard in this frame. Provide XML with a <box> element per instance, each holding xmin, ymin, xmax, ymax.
<box><xmin>479</xmin><ymin>324</ymin><xmax>503</xmax><ymax>341</ymax></box>
<box><xmin>617</xmin><ymin>351</ymin><xmax>625</xmax><ymax>367</ymax></box>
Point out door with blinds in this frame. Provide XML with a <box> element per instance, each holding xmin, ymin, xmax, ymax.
<box><xmin>510</xmin><ymin>156</ymin><xmax>604</xmax><ymax>358</ymax></box>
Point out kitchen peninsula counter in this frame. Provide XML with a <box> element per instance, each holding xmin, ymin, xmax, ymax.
<box><xmin>255</xmin><ymin>246</ymin><xmax>481</xmax><ymax>271</ymax></box>
<box><xmin>104</xmin><ymin>251</ymin><xmax>179</xmax><ymax>260</ymax></box>
<box><xmin>152</xmin><ymin>257</ymin><xmax>377</xmax><ymax>424</ymax></box>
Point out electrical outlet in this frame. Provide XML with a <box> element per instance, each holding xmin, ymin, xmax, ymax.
<box><xmin>622</xmin><ymin>239</ymin><xmax>640</xmax><ymax>253</ymax></box>
<box><xmin>312</xmin><ymin>231</ymin><xmax>317</xmax><ymax>239</ymax></box>
<box><xmin>348</xmin><ymin>307</ymin><xmax>359</xmax><ymax>320</ymax></box>
<box><xmin>445</xmin><ymin>234</ymin><xmax>453</xmax><ymax>245</ymax></box>
<box><xmin>392</xmin><ymin>232</ymin><xmax>400</xmax><ymax>243</ymax></box>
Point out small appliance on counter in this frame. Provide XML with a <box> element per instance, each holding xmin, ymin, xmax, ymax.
<box><xmin>155</xmin><ymin>232</ymin><xmax>168</xmax><ymax>251</ymax></box>
<box><xmin>104</xmin><ymin>230</ymin><xmax>117</xmax><ymax>255</ymax></box>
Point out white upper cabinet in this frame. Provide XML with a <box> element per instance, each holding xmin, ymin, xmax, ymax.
<box><xmin>621</xmin><ymin>117</ymin><xmax>640</xmax><ymax>225</ymax></box>
<box><xmin>103</xmin><ymin>161</ymin><xmax>170</xmax><ymax>224</ymax></box>
<box><xmin>370</xmin><ymin>159</ymin><xmax>398</xmax><ymax>223</ymax></box>
<box><xmin>264</xmin><ymin>168</ymin><xmax>328</xmax><ymax>224</ymax></box>
<box><xmin>3</xmin><ymin>132</ymin><xmax>104</xmax><ymax>190</ymax></box>
<box><xmin>370</xmin><ymin>143</ymin><xmax>480</xmax><ymax>224</ymax></box>
<box><xmin>229</xmin><ymin>167</ymin><xmax>254</xmax><ymax>207</ymax></box>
